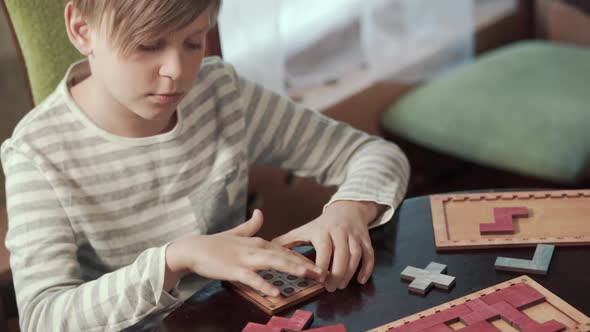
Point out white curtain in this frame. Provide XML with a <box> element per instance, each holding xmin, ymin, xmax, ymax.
<box><xmin>218</xmin><ymin>0</ymin><xmax>474</xmax><ymax>95</ymax></box>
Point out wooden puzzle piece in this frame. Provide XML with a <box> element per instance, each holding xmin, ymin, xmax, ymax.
<box><xmin>243</xmin><ymin>310</ymin><xmax>313</xmax><ymax>332</ymax></box>
<box><xmin>242</xmin><ymin>310</ymin><xmax>347</xmax><ymax>332</ymax></box>
<box><xmin>461</xmin><ymin>298</ymin><xmax>564</xmax><ymax>331</ymax></box>
<box><xmin>478</xmin><ymin>282</ymin><xmax>545</xmax><ymax>308</ymax></box>
<box><xmin>242</xmin><ymin>324</ymin><xmax>282</xmax><ymax>332</ymax></box>
<box><xmin>386</xmin><ymin>282</ymin><xmax>565</xmax><ymax>332</ymax></box>
<box><xmin>490</xmin><ymin>301</ymin><xmax>564</xmax><ymax>331</ymax></box>
<box><xmin>418</xmin><ymin>325</ymin><xmax>453</xmax><ymax>332</ymax></box>
<box><xmin>400</xmin><ymin>262</ymin><xmax>456</xmax><ymax>295</ymax></box>
<box><xmin>267</xmin><ymin>310</ymin><xmax>313</xmax><ymax>330</ymax></box>
<box><xmin>479</xmin><ymin>207</ymin><xmax>529</xmax><ymax>234</ymax></box>
<box><xmin>386</xmin><ymin>305</ymin><xmax>472</xmax><ymax>331</ymax></box>
<box><xmin>495</xmin><ymin>244</ymin><xmax>555</xmax><ymax>275</ymax></box>
<box><xmin>456</xmin><ymin>321</ymin><xmax>500</xmax><ymax>332</ymax></box>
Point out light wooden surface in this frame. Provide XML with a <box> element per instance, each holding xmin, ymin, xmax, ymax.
<box><xmin>430</xmin><ymin>190</ymin><xmax>590</xmax><ymax>250</ymax></box>
<box><xmin>368</xmin><ymin>275</ymin><xmax>590</xmax><ymax>332</ymax></box>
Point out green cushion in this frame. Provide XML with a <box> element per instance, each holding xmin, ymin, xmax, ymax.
<box><xmin>4</xmin><ymin>0</ymin><xmax>83</xmax><ymax>105</ymax></box>
<box><xmin>382</xmin><ymin>41</ymin><xmax>590</xmax><ymax>183</ymax></box>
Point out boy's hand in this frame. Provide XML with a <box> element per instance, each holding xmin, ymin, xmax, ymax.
<box><xmin>271</xmin><ymin>201</ymin><xmax>386</xmax><ymax>292</ymax></box>
<box><xmin>165</xmin><ymin>210</ymin><xmax>326</xmax><ymax>297</ymax></box>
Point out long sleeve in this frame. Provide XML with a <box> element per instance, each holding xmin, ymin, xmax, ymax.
<box><xmin>238</xmin><ymin>75</ymin><xmax>410</xmax><ymax>225</ymax></box>
<box><xmin>2</xmin><ymin>144</ymin><xmax>181</xmax><ymax>331</ymax></box>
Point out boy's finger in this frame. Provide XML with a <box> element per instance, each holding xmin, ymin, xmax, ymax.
<box><xmin>329</xmin><ymin>231</ymin><xmax>349</xmax><ymax>291</ymax></box>
<box><xmin>250</xmin><ymin>251</ymin><xmax>325</xmax><ymax>280</ymax></box>
<box><xmin>311</xmin><ymin>232</ymin><xmax>333</xmax><ymax>276</ymax></box>
<box><xmin>271</xmin><ymin>231</ymin><xmax>306</xmax><ymax>248</ymax></box>
<box><xmin>223</xmin><ymin>209</ymin><xmax>263</xmax><ymax>237</ymax></box>
<box><xmin>238</xmin><ymin>269</ymin><xmax>280</xmax><ymax>297</ymax></box>
<box><xmin>343</xmin><ymin>237</ymin><xmax>362</xmax><ymax>288</ymax></box>
<box><xmin>357</xmin><ymin>239</ymin><xmax>375</xmax><ymax>284</ymax></box>
<box><xmin>278</xmin><ymin>246</ymin><xmax>310</xmax><ymax>262</ymax></box>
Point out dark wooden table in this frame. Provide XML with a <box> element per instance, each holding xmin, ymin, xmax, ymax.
<box><xmin>161</xmin><ymin>194</ymin><xmax>590</xmax><ymax>331</ymax></box>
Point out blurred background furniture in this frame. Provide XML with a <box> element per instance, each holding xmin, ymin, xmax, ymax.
<box><xmin>381</xmin><ymin>41</ymin><xmax>590</xmax><ymax>190</ymax></box>
<box><xmin>545</xmin><ymin>0</ymin><xmax>590</xmax><ymax>46</ymax></box>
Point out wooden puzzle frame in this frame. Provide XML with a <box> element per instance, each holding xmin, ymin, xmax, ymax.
<box><xmin>429</xmin><ymin>190</ymin><xmax>590</xmax><ymax>250</ymax></box>
<box><xmin>226</xmin><ymin>274</ymin><xmax>325</xmax><ymax>315</ymax></box>
<box><xmin>368</xmin><ymin>275</ymin><xmax>590</xmax><ymax>332</ymax></box>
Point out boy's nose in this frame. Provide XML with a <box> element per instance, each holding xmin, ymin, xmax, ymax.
<box><xmin>159</xmin><ymin>51</ymin><xmax>183</xmax><ymax>81</ymax></box>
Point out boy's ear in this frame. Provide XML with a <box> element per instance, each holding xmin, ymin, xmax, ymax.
<box><xmin>64</xmin><ymin>2</ymin><xmax>93</xmax><ymax>56</ymax></box>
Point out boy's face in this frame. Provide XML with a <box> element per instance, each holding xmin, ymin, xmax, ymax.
<box><xmin>88</xmin><ymin>10</ymin><xmax>211</xmax><ymax>122</ymax></box>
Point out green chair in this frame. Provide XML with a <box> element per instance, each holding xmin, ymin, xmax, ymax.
<box><xmin>2</xmin><ymin>0</ymin><xmax>83</xmax><ymax>106</ymax></box>
<box><xmin>1</xmin><ymin>2</ymin><xmax>82</xmax><ymax>328</ymax></box>
<box><xmin>382</xmin><ymin>41</ymin><xmax>590</xmax><ymax>184</ymax></box>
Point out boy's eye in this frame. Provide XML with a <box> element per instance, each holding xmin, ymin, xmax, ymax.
<box><xmin>138</xmin><ymin>44</ymin><xmax>163</xmax><ymax>52</ymax></box>
<box><xmin>186</xmin><ymin>42</ymin><xmax>203</xmax><ymax>51</ymax></box>
<box><xmin>137</xmin><ymin>43</ymin><xmax>202</xmax><ymax>52</ymax></box>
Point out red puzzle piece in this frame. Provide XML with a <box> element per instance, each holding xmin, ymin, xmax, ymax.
<box><xmin>461</xmin><ymin>298</ymin><xmax>500</xmax><ymax>324</ymax></box>
<box><xmin>420</xmin><ymin>324</ymin><xmax>454</xmax><ymax>331</ymax></box>
<box><xmin>243</xmin><ymin>310</ymin><xmax>347</xmax><ymax>332</ymax></box>
<box><xmin>457</xmin><ymin>320</ymin><xmax>498</xmax><ymax>331</ymax></box>
<box><xmin>480</xmin><ymin>207</ymin><xmax>529</xmax><ymax>234</ymax></box>
<box><xmin>268</xmin><ymin>310</ymin><xmax>313</xmax><ymax>330</ymax></box>
<box><xmin>480</xmin><ymin>283</ymin><xmax>545</xmax><ymax>308</ymax></box>
<box><xmin>491</xmin><ymin>301</ymin><xmax>564</xmax><ymax>332</ymax></box>
<box><xmin>387</xmin><ymin>305</ymin><xmax>472</xmax><ymax>332</ymax></box>
<box><xmin>242</xmin><ymin>323</ymin><xmax>282</xmax><ymax>332</ymax></box>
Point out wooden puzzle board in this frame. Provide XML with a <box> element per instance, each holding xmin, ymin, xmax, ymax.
<box><xmin>430</xmin><ymin>190</ymin><xmax>590</xmax><ymax>250</ymax></box>
<box><xmin>226</xmin><ymin>269</ymin><xmax>324</xmax><ymax>315</ymax></box>
<box><xmin>368</xmin><ymin>275</ymin><xmax>590</xmax><ymax>332</ymax></box>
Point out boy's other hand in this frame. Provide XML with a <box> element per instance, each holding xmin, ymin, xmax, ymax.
<box><xmin>165</xmin><ymin>209</ymin><xmax>326</xmax><ymax>296</ymax></box>
<box><xmin>271</xmin><ymin>201</ymin><xmax>386</xmax><ymax>292</ymax></box>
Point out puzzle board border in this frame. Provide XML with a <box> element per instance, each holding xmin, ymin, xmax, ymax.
<box><xmin>225</xmin><ymin>280</ymin><xmax>325</xmax><ymax>315</ymax></box>
<box><xmin>430</xmin><ymin>190</ymin><xmax>590</xmax><ymax>250</ymax></box>
<box><xmin>367</xmin><ymin>275</ymin><xmax>590</xmax><ymax>332</ymax></box>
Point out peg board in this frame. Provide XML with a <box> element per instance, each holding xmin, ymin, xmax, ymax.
<box><xmin>429</xmin><ymin>190</ymin><xmax>590</xmax><ymax>250</ymax></box>
<box><xmin>368</xmin><ymin>275</ymin><xmax>590</xmax><ymax>332</ymax></box>
<box><xmin>226</xmin><ymin>269</ymin><xmax>324</xmax><ymax>315</ymax></box>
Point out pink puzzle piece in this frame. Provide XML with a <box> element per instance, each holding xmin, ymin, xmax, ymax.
<box><xmin>242</xmin><ymin>310</ymin><xmax>347</xmax><ymax>332</ymax></box>
<box><xmin>387</xmin><ymin>305</ymin><xmax>472</xmax><ymax>332</ymax></box>
<box><xmin>242</xmin><ymin>324</ymin><xmax>282</xmax><ymax>332</ymax></box>
<box><xmin>457</xmin><ymin>320</ymin><xmax>499</xmax><ymax>331</ymax></box>
<box><xmin>267</xmin><ymin>310</ymin><xmax>313</xmax><ymax>330</ymax></box>
<box><xmin>480</xmin><ymin>207</ymin><xmax>529</xmax><ymax>234</ymax></box>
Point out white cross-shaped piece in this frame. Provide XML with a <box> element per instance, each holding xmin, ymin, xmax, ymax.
<box><xmin>400</xmin><ymin>262</ymin><xmax>456</xmax><ymax>295</ymax></box>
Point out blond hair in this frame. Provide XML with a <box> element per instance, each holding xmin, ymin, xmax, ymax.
<box><xmin>71</xmin><ymin>0</ymin><xmax>221</xmax><ymax>55</ymax></box>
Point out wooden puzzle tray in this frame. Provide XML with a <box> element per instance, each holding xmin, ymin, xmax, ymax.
<box><xmin>226</xmin><ymin>269</ymin><xmax>325</xmax><ymax>315</ymax></box>
<box><xmin>368</xmin><ymin>275</ymin><xmax>590</xmax><ymax>332</ymax></box>
<box><xmin>430</xmin><ymin>190</ymin><xmax>590</xmax><ymax>251</ymax></box>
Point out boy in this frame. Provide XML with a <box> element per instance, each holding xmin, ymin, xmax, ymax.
<box><xmin>1</xmin><ymin>0</ymin><xmax>409</xmax><ymax>330</ymax></box>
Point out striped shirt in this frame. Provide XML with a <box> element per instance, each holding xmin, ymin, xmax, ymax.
<box><xmin>1</xmin><ymin>57</ymin><xmax>410</xmax><ymax>331</ymax></box>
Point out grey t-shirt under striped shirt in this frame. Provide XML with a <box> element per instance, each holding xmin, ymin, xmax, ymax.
<box><xmin>1</xmin><ymin>57</ymin><xmax>410</xmax><ymax>331</ymax></box>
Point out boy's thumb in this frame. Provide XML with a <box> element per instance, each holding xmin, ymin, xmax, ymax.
<box><xmin>225</xmin><ymin>209</ymin><xmax>264</xmax><ymax>237</ymax></box>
